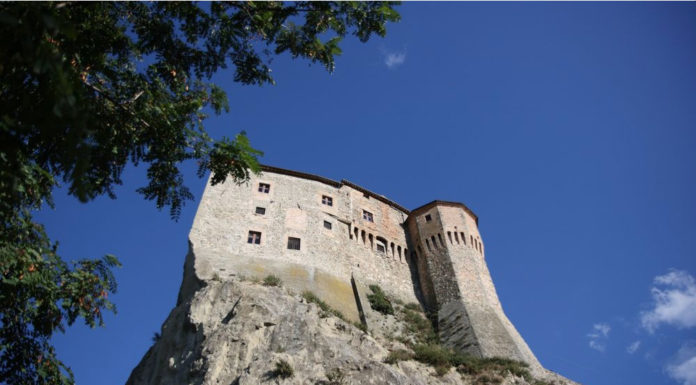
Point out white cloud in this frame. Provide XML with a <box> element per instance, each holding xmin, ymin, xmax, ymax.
<box><xmin>626</xmin><ymin>341</ymin><xmax>641</xmax><ymax>354</ymax></box>
<box><xmin>667</xmin><ymin>342</ymin><xmax>696</xmax><ymax>385</ymax></box>
<box><xmin>587</xmin><ymin>323</ymin><xmax>611</xmax><ymax>352</ymax></box>
<box><xmin>384</xmin><ymin>51</ymin><xmax>406</xmax><ymax>69</ymax></box>
<box><xmin>641</xmin><ymin>270</ymin><xmax>696</xmax><ymax>333</ymax></box>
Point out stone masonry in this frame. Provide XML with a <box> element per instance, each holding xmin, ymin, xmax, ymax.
<box><xmin>188</xmin><ymin>165</ymin><xmax>540</xmax><ymax>367</ymax></box>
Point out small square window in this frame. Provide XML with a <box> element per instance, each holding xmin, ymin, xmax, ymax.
<box><xmin>287</xmin><ymin>237</ymin><xmax>301</xmax><ymax>250</ymax></box>
<box><xmin>322</xmin><ymin>195</ymin><xmax>333</xmax><ymax>206</ymax></box>
<box><xmin>255</xmin><ymin>207</ymin><xmax>266</xmax><ymax>215</ymax></box>
<box><xmin>324</xmin><ymin>220</ymin><xmax>332</xmax><ymax>230</ymax></box>
<box><xmin>247</xmin><ymin>231</ymin><xmax>261</xmax><ymax>244</ymax></box>
<box><xmin>362</xmin><ymin>210</ymin><xmax>373</xmax><ymax>222</ymax></box>
<box><xmin>258</xmin><ymin>183</ymin><xmax>270</xmax><ymax>193</ymax></box>
<box><xmin>425</xmin><ymin>214</ymin><xmax>432</xmax><ymax>222</ymax></box>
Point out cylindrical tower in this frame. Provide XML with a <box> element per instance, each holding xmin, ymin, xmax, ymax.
<box><xmin>406</xmin><ymin>201</ymin><xmax>540</xmax><ymax>366</ymax></box>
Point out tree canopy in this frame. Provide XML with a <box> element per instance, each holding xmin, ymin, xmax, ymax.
<box><xmin>0</xmin><ymin>2</ymin><xmax>400</xmax><ymax>384</ymax></box>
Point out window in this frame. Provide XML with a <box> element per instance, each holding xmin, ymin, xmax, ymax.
<box><xmin>362</xmin><ymin>210</ymin><xmax>374</xmax><ymax>222</ymax></box>
<box><xmin>258</xmin><ymin>183</ymin><xmax>270</xmax><ymax>193</ymax></box>
<box><xmin>247</xmin><ymin>231</ymin><xmax>261</xmax><ymax>244</ymax></box>
<box><xmin>287</xmin><ymin>237</ymin><xmax>301</xmax><ymax>250</ymax></box>
<box><xmin>324</xmin><ymin>220</ymin><xmax>332</xmax><ymax>230</ymax></box>
<box><xmin>322</xmin><ymin>195</ymin><xmax>333</xmax><ymax>206</ymax></box>
<box><xmin>425</xmin><ymin>214</ymin><xmax>432</xmax><ymax>222</ymax></box>
<box><xmin>376</xmin><ymin>243</ymin><xmax>386</xmax><ymax>253</ymax></box>
<box><xmin>255</xmin><ymin>207</ymin><xmax>266</xmax><ymax>215</ymax></box>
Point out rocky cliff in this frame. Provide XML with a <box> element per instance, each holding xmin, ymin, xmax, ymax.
<box><xmin>126</xmin><ymin>249</ymin><xmax>578</xmax><ymax>385</ymax></box>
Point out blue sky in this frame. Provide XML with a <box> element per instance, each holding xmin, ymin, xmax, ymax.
<box><xmin>36</xmin><ymin>3</ymin><xmax>696</xmax><ymax>385</ymax></box>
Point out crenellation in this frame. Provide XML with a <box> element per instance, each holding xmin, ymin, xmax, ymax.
<box><xmin>188</xmin><ymin>165</ymin><xmax>543</xmax><ymax>369</ymax></box>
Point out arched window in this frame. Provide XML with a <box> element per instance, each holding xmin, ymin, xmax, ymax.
<box><xmin>461</xmin><ymin>232</ymin><xmax>466</xmax><ymax>245</ymax></box>
<box><xmin>431</xmin><ymin>236</ymin><xmax>437</xmax><ymax>249</ymax></box>
<box><xmin>361</xmin><ymin>230</ymin><xmax>366</xmax><ymax>244</ymax></box>
<box><xmin>425</xmin><ymin>239</ymin><xmax>432</xmax><ymax>251</ymax></box>
<box><xmin>454</xmin><ymin>232</ymin><xmax>460</xmax><ymax>244</ymax></box>
<box><xmin>391</xmin><ymin>242</ymin><xmax>395</xmax><ymax>257</ymax></box>
<box><xmin>437</xmin><ymin>234</ymin><xmax>444</xmax><ymax>248</ymax></box>
<box><xmin>369</xmin><ymin>233</ymin><xmax>374</xmax><ymax>250</ymax></box>
<box><xmin>397</xmin><ymin>245</ymin><xmax>402</xmax><ymax>259</ymax></box>
<box><xmin>447</xmin><ymin>231</ymin><xmax>453</xmax><ymax>244</ymax></box>
<box><xmin>470</xmin><ymin>235</ymin><xmax>474</xmax><ymax>247</ymax></box>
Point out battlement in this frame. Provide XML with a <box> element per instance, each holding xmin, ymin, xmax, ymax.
<box><xmin>187</xmin><ymin>165</ymin><xmax>540</xmax><ymax>367</ymax></box>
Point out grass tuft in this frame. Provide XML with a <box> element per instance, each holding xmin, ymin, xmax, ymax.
<box><xmin>262</xmin><ymin>274</ymin><xmax>282</xmax><ymax>287</ymax></box>
<box><xmin>367</xmin><ymin>284</ymin><xmax>394</xmax><ymax>315</ymax></box>
<box><xmin>273</xmin><ymin>359</ymin><xmax>293</xmax><ymax>379</ymax></box>
<box><xmin>302</xmin><ymin>291</ymin><xmax>346</xmax><ymax>321</ymax></box>
<box><xmin>385</xmin><ymin>349</ymin><xmax>413</xmax><ymax>364</ymax></box>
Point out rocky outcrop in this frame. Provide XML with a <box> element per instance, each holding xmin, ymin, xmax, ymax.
<box><xmin>127</xmin><ymin>251</ymin><xmax>578</xmax><ymax>385</ymax></box>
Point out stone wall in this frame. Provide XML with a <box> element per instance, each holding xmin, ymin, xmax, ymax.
<box><xmin>188</xmin><ymin>167</ymin><xmax>420</xmax><ymax>321</ymax></box>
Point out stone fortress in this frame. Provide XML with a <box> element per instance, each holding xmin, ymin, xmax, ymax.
<box><xmin>188</xmin><ymin>165</ymin><xmax>541</xmax><ymax>368</ymax></box>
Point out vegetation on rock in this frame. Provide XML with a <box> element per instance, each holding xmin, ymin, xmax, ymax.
<box><xmin>273</xmin><ymin>359</ymin><xmax>294</xmax><ymax>379</ymax></box>
<box><xmin>262</xmin><ymin>275</ymin><xmax>282</xmax><ymax>287</ymax></box>
<box><xmin>367</xmin><ymin>284</ymin><xmax>394</xmax><ymax>315</ymax></box>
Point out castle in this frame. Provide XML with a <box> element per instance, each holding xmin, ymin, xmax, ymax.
<box><xmin>187</xmin><ymin>165</ymin><xmax>541</xmax><ymax>367</ymax></box>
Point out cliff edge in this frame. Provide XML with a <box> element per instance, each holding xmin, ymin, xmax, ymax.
<box><xmin>126</xmin><ymin>248</ymin><xmax>579</xmax><ymax>385</ymax></box>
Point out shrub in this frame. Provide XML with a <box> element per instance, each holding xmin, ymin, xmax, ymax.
<box><xmin>302</xmin><ymin>291</ymin><xmax>346</xmax><ymax>321</ymax></box>
<box><xmin>325</xmin><ymin>368</ymin><xmax>345</xmax><ymax>384</ymax></box>
<box><xmin>385</xmin><ymin>349</ymin><xmax>413</xmax><ymax>364</ymax></box>
<box><xmin>404</xmin><ymin>302</ymin><xmax>422</xmax><ymax>311</ymax></box>
<box><xmin>273</xmin><ymin>359</ymin><xmax>294</xmax><ymax>379</ymax></box>
<box><xmin>400</xmin><ymin>308</ymin><xmax>438</xmax><ymax>345</ymax></box>
<box><xmin>263</xmin><ymin>274</ymin><xmax>282</xmax><ymax>287</ymax></box>
<box><xmin>367</xmin><ymin>284</ymin><xmax>394</xmax><ymax>315</ymax></box>
<box><xmin>456</xmin><ymin>356</ymin><xmax>533</xmax><ymax>382</ymax></box>
<box><xmin>413</xmin><ymin>344</ymin><xmax>468</xmax><ymax>376</ymax></box>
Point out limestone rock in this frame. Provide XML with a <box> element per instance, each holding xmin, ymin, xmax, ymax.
<box><xmin>127</xmin><ymin>274</ymin><xmax>578</xmax><ymax>385</ymax></box>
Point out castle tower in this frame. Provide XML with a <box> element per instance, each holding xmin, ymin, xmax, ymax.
<box><xmin>406</xmin><ymin>201</ymin><xmax>540</xmax><ymax>366</ymax></box>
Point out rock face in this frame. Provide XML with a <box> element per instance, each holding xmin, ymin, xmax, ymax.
<box><xmin>126</xmin><ymin>249</ymin><xmax>579</xmax><ymax>385</ymax></box>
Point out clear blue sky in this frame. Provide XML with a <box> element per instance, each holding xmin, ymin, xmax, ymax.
<box><xmin>37</xmin><ymin>3</ymin><xmax>696</xmax><ymax>385</ymax></box>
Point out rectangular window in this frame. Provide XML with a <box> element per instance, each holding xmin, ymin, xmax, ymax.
<box><xmin>255</xmin><ymin>207</ymin><xmax>266</xmax><ymax>215</ymax></box>
<box><xmin>362</xmin><ymin>210</ymin><xmax>374</xmax><ymax>222</ymax></box>
<box><xmin>376</xmin><ymin>243</ymin><xmax>385</xmax><ymax>253</ymax></box>
<box><xmin>322</xmin><ymin>195</ymin><xmax>333</xmax><ymax>206</ymax></box>
<box><xmin>258</xmin><ymin>183</ymin><xmax>270</xmax><ymax>193</ymax></box>
<box><xmin>425</xmin><ymin>214</ymin><xmax>432</xmax><ymax>222</ymax></box>
<box><xmin>324</xmin><ymin>220</ymin><xmax>332</xmax><ymax>230</ymax></box>
<box><xmin>287</xmin><ymin>237</ymin><xmax>301</xmax><ymax>250</ymax></box>
<box><xmin>247</xmin><ymin>231</ymin><xmax>261</xmax><ymax>244</ymax></box>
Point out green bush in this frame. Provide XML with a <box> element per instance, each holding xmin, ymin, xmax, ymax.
<box><xmin>400</xmin><ymin>308</ymin><xmax>438</xmax><ymax>345</ymax></box>
<box><xmin>367</xmin><ymin>284</ymin><xmax>394</xmax><ymax>315</ymax></box>
<box><xmin>385</xmin><ymin>349</ymin><xmax>413</xmax><ymax>364</ymax></box>
<box><xmin>404</xmin><ymin>302</ymin><xmax>422</xmax><ymax>311</ymax></box>
<box><xmin>302</xmin><ymin>291</ymin><xmax>346</xmax><ymax>321</ymax></box>
<box><xmin>273</xmin><ymin>359</ymin><xmax>294</xmax><ymax>379</ymax></box>
<box><xmin>325</xmin><ymin>368</ymin><xmax>345</xmax><ymax>384</ymax></box>
<box><xmin>262</xmin><ymin>274</ymin><xmax>282</xmax><ymax>287</ymax></box>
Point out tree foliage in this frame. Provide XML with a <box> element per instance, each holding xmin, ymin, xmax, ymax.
<box><xmin>0</xmin><ymin>2</ymin><xmax>399</xmax><ymax>384</ymax></box>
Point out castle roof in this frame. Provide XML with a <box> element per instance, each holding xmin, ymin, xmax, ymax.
<box><xmin>260</xmin><ymin>165</ymin><xmax>477</xmax><ymax>224</ymax></box>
